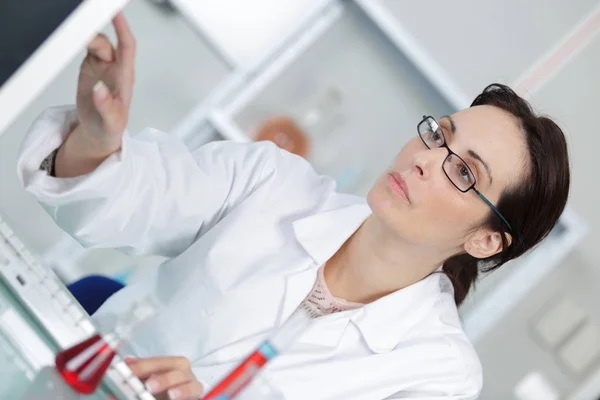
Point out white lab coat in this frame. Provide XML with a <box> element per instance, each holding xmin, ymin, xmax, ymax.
<box><xmin>17</xmin><ymin>107</ymin><xmax>482</xmax><ymax>400</ymax></box>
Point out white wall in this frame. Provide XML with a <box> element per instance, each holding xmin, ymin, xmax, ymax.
<box><xmin>533</xmin><ymin>35</ymin><xmax>600</xmax><ymax>266</ymax></box>
<box><xmin>380</xmin><ymin>0</ymin><xmax>600</xmax><ymax>98</ymax></box>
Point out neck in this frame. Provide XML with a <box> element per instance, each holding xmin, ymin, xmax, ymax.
<box><xmin>324</xmin><ymin>215</ymin><xmax>450</xmax><ymax>304</ymax></box>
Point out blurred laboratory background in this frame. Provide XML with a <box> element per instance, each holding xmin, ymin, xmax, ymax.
<box><xmin>1</xmin><ymin>0</ymin><xmax>600</xmax><ymax>399</ymax></box>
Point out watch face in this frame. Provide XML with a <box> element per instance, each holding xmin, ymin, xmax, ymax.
<box><xmin>255</xmin><ymin>116</ymin><xmax>310</xmax><ymax>158</ymax></box>
<box><xmin>0</xmin><ymin>0</ymin><xmax>83</xmax><ymax>87</ymax></box>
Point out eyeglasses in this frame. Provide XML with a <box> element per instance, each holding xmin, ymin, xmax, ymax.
<box><xmin>417</xmin><ymin>115</ymin><xmax>513</xmax><ymax>233</ymax></box>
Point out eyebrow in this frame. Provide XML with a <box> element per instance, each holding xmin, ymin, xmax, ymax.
<box><xmin>442</xmin><ymin>114</ymin><xmax>457</xmax><ymax>134</ymax></box>
<box><xmin>441</xmin><ymin>115</ymin><xmax>493</xmax><ymax>185</ymax></box>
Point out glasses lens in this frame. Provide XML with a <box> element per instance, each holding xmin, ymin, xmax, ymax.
<box><xmin>443</xmin><ymin>153</ymin><xmax>475</xmax><ymax>191</ymax></box>
<box><xmin>418</xmin><ymin>117</ymin><xmax>444</xmax><ymax>148</ymax></box>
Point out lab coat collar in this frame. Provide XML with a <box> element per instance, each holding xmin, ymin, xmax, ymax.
<box><xmin>292</xmin><ymin>200</ymin><xmax>372</xmax><ymax>266</ymax></box>
<box><xmin>351</xmin><ymin>273</ymin><xmax>443</xmax><ymax>353</ymax></box>
<box><xmin>289</xmin><ymin>199</ymin><xmax>445</xmax><ymax>353</ymax></box>
<box><xmin>296</xmin><ymin>275</ymin><xmax>443</xmax><ymax>352</ymax></box>
<box><xmin>277</xmin><ymin>200</ymin><xmax>371</xmax><ymax>338</ymax></box>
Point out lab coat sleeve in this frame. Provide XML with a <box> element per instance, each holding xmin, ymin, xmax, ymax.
<box><xmin>17</xmin><ymin>106</ymin><xmax>275</xmax><ymax>258</ymax></box>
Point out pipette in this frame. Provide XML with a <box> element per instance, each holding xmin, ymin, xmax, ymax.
<box><xmin>202</xmin><ymin>307</ymin><xmax>312</xmax><ymax>400</ymax></box>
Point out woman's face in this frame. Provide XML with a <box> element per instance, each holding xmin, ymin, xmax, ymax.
<box><xmin>367</xmin><ymin>105</ymin><xmax>529</xmax><ymax>254</ymax></box>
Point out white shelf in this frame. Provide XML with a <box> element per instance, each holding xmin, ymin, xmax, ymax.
<box><xmin>169</xmin><ymin>0</ymin><xmax>335</xmax><ymax>68</ymax></box>
<box><xmin>212</xmin><ymin>2</ymin><xmax>456</xmax><ymax>195</ymax></box>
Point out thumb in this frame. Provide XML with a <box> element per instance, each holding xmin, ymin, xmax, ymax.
<box><xmin>93</xmin><ymin>80</ymin><xmax>124</xmax><ymax>135</ymax></box>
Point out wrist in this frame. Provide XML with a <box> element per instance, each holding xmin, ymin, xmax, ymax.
<box><xmin>69</xmin><ymin>123</ymin><xmax>122</xmax><ymax>158</ymax></box>
<box><xmin>54</xmin><ymin>124</ymin><xmax>121</xmax><ymax>178</ymax></box>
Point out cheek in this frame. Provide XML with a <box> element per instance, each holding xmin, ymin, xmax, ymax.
<box><xmin>415</xmin><ymin>186</ymin><xmax>487</xmax><ymax>242</ymax></box>
<box><xmin>392</xmin><ymin>138</ymin><xmax>422</xmax><ymax>171</ymax></box>
<box><xmin>368</xmin><ymin>173</ymin><xmax>484</xmax><ymax>246</ymax></box>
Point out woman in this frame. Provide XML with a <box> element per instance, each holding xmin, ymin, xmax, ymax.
<box><xmin>18</xmin><ymin>14</ymin><xmax>570</xmax><ymax>400</ymax></box>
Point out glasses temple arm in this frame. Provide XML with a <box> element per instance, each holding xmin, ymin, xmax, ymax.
<box><xmin>474</xmin><ymin>189</ymin><xmax>513</xmax><ymax>233</ymax></box>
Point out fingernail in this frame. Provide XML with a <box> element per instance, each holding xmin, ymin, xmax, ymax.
<box><xmin>123</xmin><ymin>355</ymin><xmax>137</xmax><ymax>363</ymax></box>
<box><xmin>93</xmin><ymin>80</ymin><xmax>108</xmax><ymax>99</ymax></box>
<box><xmin>168</xmin><ymin>388</ymin><xmax>182</xmax><ymax>400</ymax></box>
<box><xmin>145</xmin><ymin>379</ymin><xmax>160</xmax><ymax>393</ymax></box>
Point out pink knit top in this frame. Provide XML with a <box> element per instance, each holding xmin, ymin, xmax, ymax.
<box><xmin>297</xmin><ymin>266</ymin><xmax>364</xmax><ymax>318</ymax></box>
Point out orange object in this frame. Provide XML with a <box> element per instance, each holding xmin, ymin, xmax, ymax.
<box><xmin>255</xmin><ymin>116</ymin><xmax>310</xmax><ymax>158</ymax></box>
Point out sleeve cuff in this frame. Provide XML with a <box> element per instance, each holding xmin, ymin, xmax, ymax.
<box><xmin>16</xmin><ymin>106</ymin><xmax>130</xmax><ymax>204</ymax></box>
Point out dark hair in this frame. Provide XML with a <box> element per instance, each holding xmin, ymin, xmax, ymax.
<box><xmin>443</xmin><ymin>83</ymin><xmax>571</xmax><ymax>306</ymax></box>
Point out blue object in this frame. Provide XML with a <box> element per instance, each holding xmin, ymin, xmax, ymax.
<box><xmin>112</xmin><ymin>266</ymin><xmax>135</xmax><ymax>286</ymax></box>
<box><xmin>67</xmin><ymin>275</ymin><xmax>125</xmax><ymax>315</ymax></box>
<box><xmin>258</xmin><ymin>341</ymin><xmax>279</xmax><ymax>360</ymax></box>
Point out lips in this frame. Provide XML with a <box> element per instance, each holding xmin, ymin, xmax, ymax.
<box><xmin>388</xmin><ymin>172</ymin><xmax>410</xmax><ymax>202</ymax></box>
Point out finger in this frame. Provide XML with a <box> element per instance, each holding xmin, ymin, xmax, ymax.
<box><xmin>87</xmin><ymin>34</ymin><xmax>115</xmax><ymax>63</ymax></box>
<box><xmin>165</xmin><ymin>381</ymin><xmax>204</xmax><ymax>400</ymax></box>
<box><xmin>126</xmin><ymin>356</ymin><xmax>192</xmax><ymax>380</ymax></box>
<box><xmin>92</xmin><ymin>80</ymin><xmax>124</xmax><ymax>135</ymax></box>
<box><xmin>113</xmin><ymin>12</ymin><xmax>136</xmax><ymax>67</ymax></box>
<box><xmin>144</xmin><ymin>370</ymin><xmax>190</xmax><ymax>395</ymax></box>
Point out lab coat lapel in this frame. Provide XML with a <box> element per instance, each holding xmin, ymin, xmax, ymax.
<box><xmin>297</xmin><ymin>309</ymin><xmax>360</xmax><ymax>347</ymax></box>
<box><xmin>291</xmin><ymin>201</ymin><xmax>372</xmax><ymax>267</ymax></box>
<box><xmin>277</xmin><ymin>201</ymin><xmax>372</xmax><ymax>343</ymax></box>
<box><xmin>351</xmin><ymin>273</ymin><xmax>444</xmax><ymax>353</ymax></box>
<box><xmin>279</xmin><ymin>266</ymin><xmax>319</xmax><ymax>327</ymax></box>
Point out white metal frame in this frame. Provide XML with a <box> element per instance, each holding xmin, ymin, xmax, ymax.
<box><xmin>169</xmin><ymin>0</ymin><xmax>335</xmax><ymax>70</ymax></box>
<box><xmin>215</xmin><ymin>1</ymin><xmax>345</xmax><ymax>118</ymax></box>
<box><xmin>203</xmin><ymin>0</ymin><xmax>467</xmax><ymax>142</ymax></box>
<box><xmin>169</xmin><ymin>69</ymin><xmax>249</xmax><ymax>140</ymax></box>
<box><xmin>169</xmin><ymin>0</ymin><xmax>339</xmax><ymax>141</ymax></box>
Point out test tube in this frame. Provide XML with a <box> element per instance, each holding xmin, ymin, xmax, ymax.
<box><xmin>202</xmin><ymin>308</ymin><xmax>312</xmax><ymax>400</ymax></box>
<box><xmin>55</xmin><ymin>297</ymin><xmax>159</xmax><ymax>395</ymax></box>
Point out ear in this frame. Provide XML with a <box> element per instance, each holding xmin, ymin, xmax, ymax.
<box><xmin>464</xmin><ymin>228</ymin><xmax>512</xmax><ymax>259</ymax></box>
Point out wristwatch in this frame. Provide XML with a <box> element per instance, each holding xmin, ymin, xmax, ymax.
<box><xmin>40</xmin><ymin>149</ymin><xmax>58</xmax><ymax>177</ymax></box>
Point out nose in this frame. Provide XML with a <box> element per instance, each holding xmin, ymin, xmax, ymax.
<box><xmin>412</xmin><ymin>147</ymin><xmax>446</xmax><ymax>180</ymax></box>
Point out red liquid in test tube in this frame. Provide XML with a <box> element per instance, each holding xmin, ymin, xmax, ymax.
<box><xmin>55</xmin><ymin>333</ymin><xmax>117</xmax><ymax>394</ymax></box>
<box><xmin>54</xmin><ymin>297</ymin><xmax>159</xmax><ymax>395</ymax></box>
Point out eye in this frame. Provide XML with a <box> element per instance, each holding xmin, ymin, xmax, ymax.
<box><xmin>457</xmin><ymin>164</ymin><xmax>474</xmax><ymax>184</ymax></box>
<box><xmin>428</xmin><ymin>129</ymin><xmax>444</xmax><ymax>146</ymax></box>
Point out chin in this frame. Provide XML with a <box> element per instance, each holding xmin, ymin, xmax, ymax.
<box><xmin>367</xmin><ymin>179</ymin><xmax>406</xmax><ymax>232</ymax></box>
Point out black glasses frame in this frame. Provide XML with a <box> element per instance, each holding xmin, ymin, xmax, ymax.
<box><xmin>417</xmin><ymin>115</ymin><xmax>513</xmax><ymax>233</ymax></box>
